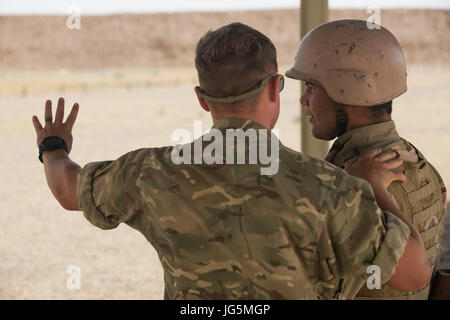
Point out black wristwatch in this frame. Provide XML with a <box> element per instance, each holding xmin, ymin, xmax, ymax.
<box><xmin>38</xmin><ymin>136</ymin><xmax>69</xmax><ymax>163</ymax></box>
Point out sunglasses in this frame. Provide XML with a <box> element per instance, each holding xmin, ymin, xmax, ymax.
<box><xmin>199</xmin><ymin>73</ymin><xmax>284</xmax><ymax>104</ymax></box>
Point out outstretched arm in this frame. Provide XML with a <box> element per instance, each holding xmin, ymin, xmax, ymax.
<box><xmin>32</xmin><ymin>97</ymin><xmax>81</xmax><ymax>211</ymax></box>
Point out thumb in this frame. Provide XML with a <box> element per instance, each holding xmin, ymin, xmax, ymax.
<box><xmin>392</xmin><ymin>172</ymin><xmax>407</xmax><ymax>183</ymax></box>
<box><xmin>32</xmin><ymin>115</ymin><xmax>43</xmax><ymax>132</ymax></box>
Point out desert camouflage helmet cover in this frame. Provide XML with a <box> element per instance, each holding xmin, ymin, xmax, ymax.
<box><xmin>286</xmin><ymin>19</ymin><xmax>407</xmax><ymax>106</ymax></box>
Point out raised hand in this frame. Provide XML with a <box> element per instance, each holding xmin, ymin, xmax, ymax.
<box><xmin>32</xmin><ymin>97</ymin><xmax>79</xmax><ymax>153</ymax></box>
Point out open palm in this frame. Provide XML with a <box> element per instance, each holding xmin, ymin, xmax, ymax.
<box><xmin>32</xmin><ymin>97</ymin><xmax>79</xmax><ymax>153</ymax></box>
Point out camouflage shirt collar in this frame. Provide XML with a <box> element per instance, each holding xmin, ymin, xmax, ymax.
<box><xmin>325</xmin><ymin>120</ymin><xmax>402</xmax><ymax>167</ymax></box>
<box><xmin>212</xmin><ymin>118</ymin><xmax>268</xmax><ymax>131</ymax></box>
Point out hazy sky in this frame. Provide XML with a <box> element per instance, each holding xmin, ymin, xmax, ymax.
<box><xmin>1</xmin><ymin>0</ymin><xmax>449</xmax><ymax>14</ymax></box>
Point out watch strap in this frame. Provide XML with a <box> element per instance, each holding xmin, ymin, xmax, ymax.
<box><xmin>38</xmin><ymin>136</ymin><xmax>69</xmax><ymax>163</ymax></box>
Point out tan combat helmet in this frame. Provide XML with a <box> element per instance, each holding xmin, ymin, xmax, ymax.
<box><xmin>286</xmin><ymin>19</ymin><xmax>407</xmax><ymax>107</ymax></box>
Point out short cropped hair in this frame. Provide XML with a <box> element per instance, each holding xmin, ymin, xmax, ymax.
<box><xmin>335</xmin><ymin>100</ymin><xmax>392</xmax><ymax>122</ymax></box>
<box><xmin>195</xmin><ymin>22</ymin><xmax>277</xmax><ymax>99</ymax></box>
<box><xmin>369</xmin><ymin>101</ymin><xmax>392</xmax><ymax>119</ymax></box>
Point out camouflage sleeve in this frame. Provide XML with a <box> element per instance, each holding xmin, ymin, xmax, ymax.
<box><xmin>77</xmin><ymin>148</ymin><xmax>150</xmax><ymax>230</ymax></box>
<box><xmin>323</xmin><ymin>175</ymin><xmax>411</xmax><ymax>299</ymax></box>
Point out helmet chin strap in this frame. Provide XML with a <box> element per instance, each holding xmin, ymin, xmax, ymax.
<box><xmin>335</xmin><ymin>103</ymin><xmax>348</xmax><ymax>137</ymax></box>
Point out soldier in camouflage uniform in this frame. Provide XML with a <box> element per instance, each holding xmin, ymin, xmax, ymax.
<box><xmin>286</xmin><ymin>19</ymin><xmax>447</xmax><ymax>299</ymax></box>
<box><xmin>32</xmin><ymin>22</ymin><xmax>430</xmax><ymax>299</ymax></box>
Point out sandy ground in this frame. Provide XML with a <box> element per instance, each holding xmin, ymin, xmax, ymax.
<box><xmin>0</xmin><ymin>9</ymin><xmax>449</xmax><ymax>299</ymax></box>
<box><xmin>0</xmin><ymin>64</ymin><xmax>449</xmax><ymax>299</ymax></box>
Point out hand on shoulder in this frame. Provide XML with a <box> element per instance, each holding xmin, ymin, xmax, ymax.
<box><xmin>344</xmin><ymin>148</ymin><xmax>406</xmax><ymax>190</ymax></box>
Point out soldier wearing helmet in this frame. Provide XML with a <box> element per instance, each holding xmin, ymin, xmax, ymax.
<box><xmin>33</xmin><ymin>22</ymin><xmax>431</xmax><ymax>300</ymax></box>
<box><xmin>286</xmin><ymin>19</ymin><xmax>447</xmax><ymax>299</ymax></box>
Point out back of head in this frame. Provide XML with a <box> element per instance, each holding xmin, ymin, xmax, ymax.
<box><xmin>195</xmin><ymin>22</ymin><xmax>278</xmax><ymax>101</ymax></box>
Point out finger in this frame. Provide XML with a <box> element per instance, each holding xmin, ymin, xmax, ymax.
<box><xmin>375</xmin><ymin>151</ymin><xmax>397</xmax><ymax>162</ymax></box>
<box><xmin>382</xmin><ymin>158</ymin><xmax>403</xmax><ymax>170</ymax></box>
<box><xmin>32</xmin><ymin>115</ymin><xmax>43</xmax><ymax>132</ymax></box>
<box><xmin>390</xmin><ymin>146</ymin><xmax>402</xmax><ymax>158</ymax></box>
<box><xmin>55</xmin><ymin>97</ymin><xmax>65</xmax><ymax>123</ymax></box>
<box><xmin>64</xmin><ymin>103</ymin><xmax>79</xmax><ymax>130</ymax></box>
<box><xmin>44</xmin><ymin>100</ymin><xmax>53</xmax><ymax>124</ymax></box>
<box><xmin>361</xmin><ymin>148</ymin><xmax>382</xmax><ymax>159</ymax></box>
<box><xmin>392</xmin><ymin>172</ymin><xmax>407</xmax><ymax>183</ymax></box>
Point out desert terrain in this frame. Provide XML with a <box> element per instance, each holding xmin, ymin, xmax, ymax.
<box><xmin>0</xmin><ymin>9</ymin><xmax>449</xmax><ymax>299</ymax></box>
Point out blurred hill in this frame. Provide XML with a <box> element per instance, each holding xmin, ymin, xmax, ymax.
<box><xmin>0</xmin><ymin>9</ymin><xmax>449</xmax><ymax>70</ymax></box>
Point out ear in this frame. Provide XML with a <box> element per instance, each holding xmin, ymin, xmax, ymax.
<box><xmin>268</xmin><ymin>75</ymin><xmax>280</xmax><ymax>103</ymax></box>
<box><xmin>194</xmin><ymin>86</ymin><xmax>210</xmax><ymax>112</ymax></box>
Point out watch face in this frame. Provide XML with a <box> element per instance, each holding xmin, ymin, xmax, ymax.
<box><xmin>39</xmin><ymin>136</ymin><xmax>68</xmax><ymax>163</ymax></box>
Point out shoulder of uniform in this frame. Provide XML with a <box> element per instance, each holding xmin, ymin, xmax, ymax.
<box><xmin>139</xmin><ymin>146</ymin><xmax>175</xmax><ymax>167</ymax></box>
<box><xmin>106</xmin><ymin>147</ymin><xmax>173</xmax><ymax>178</ymax></box>
<box><xmin>280</xmin><ymin>145</ymin><xmax>371</xmax><ymax>195</ymax></box>
<box><xmin>281</xmin><ymin>144</ymin><xmax>341</xmax><ymax>171</ymax></box>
